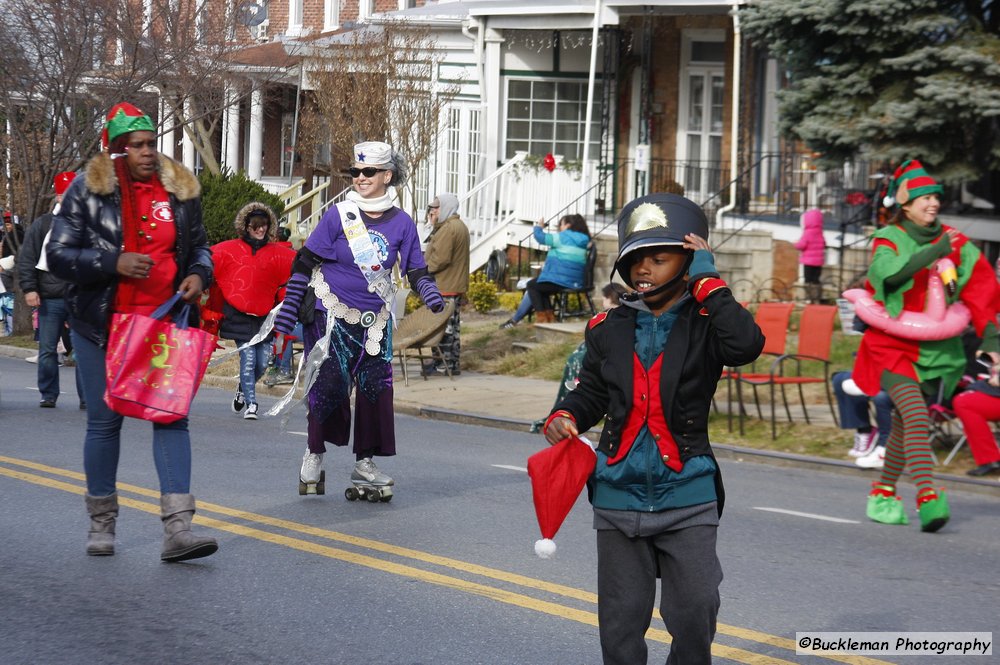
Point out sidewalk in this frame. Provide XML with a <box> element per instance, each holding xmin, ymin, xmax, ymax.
<box><xmin>4</xmin><ymin>340</ymin><xmax>998</xmax><ymax>496</ymax></box>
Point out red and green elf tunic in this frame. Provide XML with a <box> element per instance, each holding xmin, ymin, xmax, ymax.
<box><xmin>853</xmin><ymin>221</ymin><xmax>1000</xmax><ymax>398</ymax></box>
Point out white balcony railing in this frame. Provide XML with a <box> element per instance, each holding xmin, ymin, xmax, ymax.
<box><xmin>461</xmin><ymin>152</ymin><xmax>598</xmax><ymax>270</ymax></box>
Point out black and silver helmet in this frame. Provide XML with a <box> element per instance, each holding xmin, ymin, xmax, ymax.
<box><xmin>613</xmin><ymin>193</ymin><xmax>709</xmax><ymax>286</ymax></box>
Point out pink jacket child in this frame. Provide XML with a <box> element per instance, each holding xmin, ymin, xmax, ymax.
<box><xmin>794</xmin><ymin>208</ymin><xmax>826</xmax><ymax>267</ymax></box>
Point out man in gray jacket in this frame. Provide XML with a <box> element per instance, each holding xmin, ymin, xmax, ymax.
<box><xmin>422</xmin><ymin>193</ymin><xmax>469</xmax><ymax>375</ymax></box>
<box><xmin>17</xmin><ymin>172</ymin><xmax>84</xmax><ymax>408</ymax></box>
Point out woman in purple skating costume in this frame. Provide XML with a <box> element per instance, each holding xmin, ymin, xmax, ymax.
<box><xmin>274</xmin><ymin>141</ymin><xmax>444</xmax><ymax>500</ymax></box>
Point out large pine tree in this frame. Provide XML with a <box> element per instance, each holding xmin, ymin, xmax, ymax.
<box><xmin>741</xmin><ymin>0</ymin><xmax>1000</xmax><ymax>184</ymax></box>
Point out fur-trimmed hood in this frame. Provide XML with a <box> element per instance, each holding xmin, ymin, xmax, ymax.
<box><xmin>84</xmin><ymin>152</ymin><xmax>201</xmax><ymax>201</ymax></box>
<box><xmin>233</xmin><ymin>201</ymin><xmax>279</xmax><ymax>240</ymax></box>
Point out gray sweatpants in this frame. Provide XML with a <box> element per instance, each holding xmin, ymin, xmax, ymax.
<box><xmin>596</xmin><ymin>523</ymin><xmax>722</xmax><ymax>664</ymax></box>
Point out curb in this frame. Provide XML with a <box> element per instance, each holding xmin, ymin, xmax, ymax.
<box><xmin>3</xmin><ymin>343</ymin><xmax>997</xmax><ymax>497</ymax></box>
<box><xmin>394</xmin><ymin>402</ymin><xmax>1000</xmax><ymax>497</ymax></box>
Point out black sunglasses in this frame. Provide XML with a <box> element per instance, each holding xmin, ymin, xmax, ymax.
<box><xmin>346</xmin><ymin>167</ymin><xmax>388</xmax><ymax>178</ymax></box>
<box><xmin>427</xmin><ymin>206</ymin><xmax>439</xmax><ymax>212</ymax></box>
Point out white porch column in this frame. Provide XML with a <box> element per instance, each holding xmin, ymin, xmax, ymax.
<box><xmin>182</xmin><ymin>98</ymin><xmax>196</xmax><ymax>171</ymax></box>
<box><xmin>248</xmin><ymin>87</ymin><xmax>264</xmax><ymax>180</ymax></box>
<box><xmin>222</xmin><ymin>85</ymin><xmax>241</xmax><ymax>173</ymax></box>
<box><xmin>481</xmin><ymin>28</ymin><xmax>503</xmax><ymax>169</ymax></box>
<box><xmin>158</xmin><ymin>97</ymin><xmax>177</xmax><ymax>160</ymax></box>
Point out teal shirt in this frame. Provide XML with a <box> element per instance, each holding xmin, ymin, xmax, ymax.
<box><xmin>591</xmin><ymin>301</ymin><xmax>718</xmax><ymax>511</ymax></box>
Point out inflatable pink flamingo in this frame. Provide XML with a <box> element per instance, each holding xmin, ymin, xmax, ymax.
<box><xmin>843</xmin><ymin>258</ymin><xmax>970</xmax><ymax>341</ymax></box>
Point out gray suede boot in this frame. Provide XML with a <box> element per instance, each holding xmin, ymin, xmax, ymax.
<box><xmin>160</xmin><ymin>493</ymin><xmax>218</xmax><ymax>563</ymax></box>
<box><xmin>85</xmin><ymin>493</ymin><xmax>118</xmax><ymax>556</ymax></box>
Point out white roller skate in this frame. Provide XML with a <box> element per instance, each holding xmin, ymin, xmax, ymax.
<box><xmin>346</xmin><ymin>457</ymin><xmax>393</xmax><ymax>503</ymax></box>
<box><xmin>298</xmin><ymin>450</ymin><xmax>325</xmax><ymax>495</ymax></box>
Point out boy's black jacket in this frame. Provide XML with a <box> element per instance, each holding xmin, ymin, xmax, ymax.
<box><xmin>554</xmin><ymin>288</ymin><xmax>765</xmax><ymax>516</ymax></box>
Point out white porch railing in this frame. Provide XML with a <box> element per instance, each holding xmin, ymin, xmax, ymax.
<box><xmin>285</xmin><ymin>182</ymin><xmax>352</xmax><ymax>244</ymax></box>
<box><xmin>258</xmin><ymin>178</ymin><xmax>300</xmax><ymax>196</ymax></box>
<box><xmin>461</xmin><ymin>152</ymin><xmax>597</xmax><ymax>271</ymax></box>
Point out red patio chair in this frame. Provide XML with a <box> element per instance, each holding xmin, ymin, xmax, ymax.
<box><xmin>725</xmin><ymin>301</ymin><xmax>795</xmax><ymax>433</ymax></box>
<box><xmin>734</xmin><ymin>304</ymin><xmax>839</xmax><ymax>439</ymax></box>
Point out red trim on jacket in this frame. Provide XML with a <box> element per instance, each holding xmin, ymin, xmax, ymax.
<box><xmin>609</xmin><ymin>353</ymin><xmax>683</xmax><ymax>472</ymax></box>
<box><xmin>543</xmin><ymin>410</ymin><xmax>575</xmax><ymax>438</ymax></box>
<box><xmin>692</xmin><ymin>277</ymin><xmax>727</xmax><ymax>303</ymax></box>
<box><xmin>588</xmin><ymin>311</ymin><xmax>608</xmax><ymax>329</ymax></box>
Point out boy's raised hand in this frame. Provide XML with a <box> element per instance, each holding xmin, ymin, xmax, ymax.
<box><xmin>682</xmin><ymin>233</ymin><xmax>711</xmax><ymax>253</ymax></box>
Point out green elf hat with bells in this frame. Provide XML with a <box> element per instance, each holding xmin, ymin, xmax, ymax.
<box><xmin>101</xmin><ymin>102</ymin><xmax>156</xmax><ymax>151</ymax></box>
<box><xmin>613</xmin><ymin>193</ymin><xmax>709</xmax><ymax>287</ymax></box>
<box><xmin>882</xmin><ymin>159</ymin><xmax>943</xmax><ymax>208</ymax></box>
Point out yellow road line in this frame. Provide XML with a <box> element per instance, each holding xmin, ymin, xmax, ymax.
<box><xmin>0</xmin><ymin>455</ymin><xmax>894</xmax><ymax>665</ymax></box>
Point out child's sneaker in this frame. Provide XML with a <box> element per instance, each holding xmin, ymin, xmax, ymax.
<box><xmin>273</xmin><ymin>369</ymin><xmax>295</xmax><ymax>385</ymax></box>
<box><xmin>231</xmin><ymin>389</ymin><xmax>245</xmax><ymax>413</ymax></box>
<box><xmin>916</xmin><ymin>488</ymin><xmax>949</xmax><ymax>533</ymax></box>
<box><xmin>849</xmin><ymin>429</ymin><xmax>877</xmax><ymax>458</ymax></box>
<box><xmin>866</xmin><ymin>483</ymin><xmax>908</xmax><ymax>525</ymax></box>
<box><xmin>262</xmin><ymin>367</ymin><xmax>280</xmax><ymax>387</ymax></box>
<box><xmin>855</xmin><ymin>444</ymin><xmax>885</xmax><ymax>469</ymax></box>
<box><xmin>243</xmin><ymin>403</ymin><xmax>259</xmax><ymax>420</ymax></box>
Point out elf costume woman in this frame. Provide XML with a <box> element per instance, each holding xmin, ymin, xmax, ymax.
<box><xmin>852</xmin><ymin>159</ymin><xmax>1000</xmax><ymax>532</ymax></box>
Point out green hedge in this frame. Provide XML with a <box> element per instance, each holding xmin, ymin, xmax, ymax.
<box><xmin>199</xmin><ymin>170</ymin><xmax>286</xmax><ymax>245</ymax></box>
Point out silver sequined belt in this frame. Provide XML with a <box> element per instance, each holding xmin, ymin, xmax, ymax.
<box><xmin>312</xmin><ymin>272</ymin><xmax>389</xmax><ymax>356</ymax></box>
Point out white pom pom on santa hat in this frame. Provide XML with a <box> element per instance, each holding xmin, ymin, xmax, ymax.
<box><xmin>883</xmin><ymin>195</ymin><xmax>895</xmax><ymax>208</ymax></box>
<box><xmin>534</xmin><ymin>538</ymin><xmax>557</xmax><ymax>559</ymax></box>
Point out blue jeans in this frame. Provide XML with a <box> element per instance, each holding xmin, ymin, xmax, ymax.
<box><xmin>832</xmin><ymin>370</ymin><xmax>892</xmax><ymax>446</ymax></box>
<box><xmin>37</xmin><ymin>298</ymin><xmax>83</xmax><ymax>403</ymax></box>
<box><xmin>276</xmin><ymin>323</ymin><xmax>302</xmax><ymax>373</ymax></box>
<box><xmin>239</xmin><ymin>340</ymin><xmax>270</xmax><ymax>405</ymax></box>
<box><xmin>72</xmin><ymin>330</ymin><xmax>192</xmax><ymax>496</ymax></box>
<box><xmin>0</xmin><ymin>292</ymin><xmax>13</xmax><ymax>335</ymax></box>
<box><xmin>511</xmin><ymin>292</ymin><xmax>533</xmax><ymax>323</ymax></box>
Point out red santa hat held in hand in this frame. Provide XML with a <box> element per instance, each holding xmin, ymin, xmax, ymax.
<box><xmin>527</xmin><ymin>435</ymin><xmax>597</xmax><ymax>558</ymax></box>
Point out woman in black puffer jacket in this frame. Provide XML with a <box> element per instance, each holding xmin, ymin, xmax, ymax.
<box><xmin>47</xmin><ymin>102</ymin><xmax>217</xmax><ymax>563</ymax></box>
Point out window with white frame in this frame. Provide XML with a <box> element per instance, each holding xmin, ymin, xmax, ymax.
<box><xmin>195</xmin><ymin>0</ymin><xmax>207</xmax><ymax>44</ymax></box>
<box><xmin>225</xmin><ymin>0</ymin><xmax>236</xmax><ymax>41</ymax></box>
<box><xmin>288</xmin><ymin>0</ymin><xmax>304</xmax><ymax>36</ymax></box>
<box><xmin>504</xmin><ymin>78</ymin><xmax>602</xmax><ymax>161</ymax></box>
<box><xmin>358</xmin><ymin>0</ymin><xmax>372</xmax><ymax>23</ymax></box>
<box><xmin>323</xmin><ymin>0</ymin><xmax>340</xmax><ymax>32</ymax></box>
<box><xmin>442</xmin><ymin>105</ymin><xmax>483</xmax><ymax>197</ymax></box>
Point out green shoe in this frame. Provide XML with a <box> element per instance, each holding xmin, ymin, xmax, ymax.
<box><xmin>866</xmin><ymin>484</ymin><xmax>908</xmax><ymax>525</ymax></box>
<box><xmin>917</xmin><ymin>488</ymin><xmax>950</xmax><ymax>533</ymax></box>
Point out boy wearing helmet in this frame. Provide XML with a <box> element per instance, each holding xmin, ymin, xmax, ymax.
<box><xmin>543</xmin><ymin>193</ymin><xmax>764</xmax><ymax>664</ymax></box>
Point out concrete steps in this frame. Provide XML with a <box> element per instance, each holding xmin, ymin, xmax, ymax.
<box><xmin>531</xmin><ymin>320</ymin><xmax>586</xmax><ymax>344</ymax></box>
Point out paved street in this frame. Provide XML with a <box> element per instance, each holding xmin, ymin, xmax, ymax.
<box><xmin>1</xmin><ymin>356</ymin><xmax>997</xmax><ymax>664</ymax></box>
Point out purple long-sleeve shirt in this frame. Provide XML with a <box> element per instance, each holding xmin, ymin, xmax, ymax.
<box><xmin>304</xmin><ymin>205</ymin><xmax>425</xmax><ymax>313</ymax></box>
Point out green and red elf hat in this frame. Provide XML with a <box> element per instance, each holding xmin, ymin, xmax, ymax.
<box><xmin>883</xmin><ymin>159</ymin><xmax>943</xmax><ymax>207</ymax></box>
<box><xmin>101</xmin><ymin>102</ymin><xmax>156</xmax><ymax>151</ymax></box>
